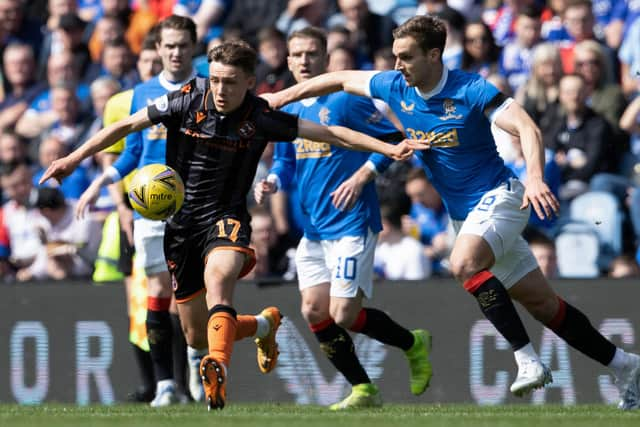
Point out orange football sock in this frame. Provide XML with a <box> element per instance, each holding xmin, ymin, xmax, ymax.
<box><xmin>207</xmin><ymin>311</ymin><xmax>237</xmax><ymax>367</ymax></box>
<box><xmin>235</xmin><ymin>315</ymin><xmax>257</xmax><ymax>341</ymax></box>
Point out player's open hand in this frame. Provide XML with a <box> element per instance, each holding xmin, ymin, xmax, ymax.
<box><xmin>389</xmin><ymin>140</ymin><xmax>414</xmax><ymax>161</ymax></box>
<box><xmin>75</xmin><ymin>180</ymin><xmax>103</xmax><ymax>219</ymax></box>
<box><xmin>403</xmin><ymin>139</ymin><xmax>431</xmax><ymax>151</ymax></box>
<box><xmin>254</xmin><ymin>179</ymin><xmax>277</xmax><ymax>205</ymax></box>
<box><xmin>39</xmin><ymin>156</ymin><xmax>79</xmax><ymax>186</ymax></box>
<box><xmin>331</xmin><ymin>174</ymin><xmax>363</xmax><ymax>211</ymax></box>
<box><xmin>521</xmin><ymin>176</ymin><xmax>560</xmax><ymax>220</ymax></box>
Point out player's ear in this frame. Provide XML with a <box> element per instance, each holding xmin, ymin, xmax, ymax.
<box><xmin>247</xmin><ymin>74</ymin><xmax>256</xmax><ymax>90</ymax></box>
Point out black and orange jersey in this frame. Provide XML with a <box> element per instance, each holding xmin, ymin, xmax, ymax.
<box><xmin>147</xmin><ymin>77</ymin><xmax>298</xmax><ymax>228</ymax></box>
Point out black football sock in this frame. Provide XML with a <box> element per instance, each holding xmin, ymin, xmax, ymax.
<box><xmin>312</xmin><ymin>319</ymin><xmax>370</xmax><ymax>386</ymax></box>
<box><xmin>349</xmin><ymin>308</ymin><xmax>415</xmax><ymax>351</ymax></box>
<box><xmin>146</xmin><ymin>308</ymin><xmax>174</xmax><ymax>382</ymax></box>
<box><xmin>131</xmin><ymin>343</ymin><xmax>155</xmax><ymax>394</ymax></box>
<box><xmin>547</xmin><ymin>297</ymin><xmax>616</xmax><ymax>365</ymax></box>
<box><xmin>171</xmin><ymin>313</ymin><xmax>188</xmax><ymax>394</ymax></box>
<box><xmin>464</xmin><ymin>270</ymin><xmax>530</xmax><ymax>352</ymax></box>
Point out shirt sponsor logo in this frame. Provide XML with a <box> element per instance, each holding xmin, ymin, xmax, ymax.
<box><xmin>294</xmin><ymin>138</ymin><xmax>332</xmax><ymax>159</ymax></box>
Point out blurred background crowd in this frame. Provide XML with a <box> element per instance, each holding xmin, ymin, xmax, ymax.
<box><xmin>2</xmin><ymin>0</ymin><xmax>640</xmax><ymax>284</ymax></box>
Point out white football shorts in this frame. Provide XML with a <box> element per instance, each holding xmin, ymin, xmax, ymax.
<box><xmin>451</xmin><ymin>178</ymin><xmax>538</xmax><ymax>289</ymax></box>
<box><xmin>296</xmin><ymin>229</ymin><xmax>377</xmax><ymax>298</ymax></box>
<box><xmin>133</xmin><ymin>217</ymin><xmax>168</xmax><ymax>275</ymax></box>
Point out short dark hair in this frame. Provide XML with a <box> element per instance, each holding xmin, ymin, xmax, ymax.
<box><xmin>393</xmin><ymin>15</ymin><xmax>447</xmax><ymax>56</ymax></box>
<box><xmin>140</xmin><ymin>24</ymin><xmax>160</xmax><ymax>52</ymax></box>
<box><xmin>406</xmin><ymin>167</ymin><xmax>428</xmax><ymax>183</ymax></box>
<box><xmin>257</xmin><ymin>26</ymin><xmax>285</xmax><ymax>45</ymax></box>
<box><xmin>288</xmin><ymin>26</ymin><xmax>328</xmax><ymax>54</ymax></box>
<box><xmin>157</xmin><ymin>14</ymin><xmax>197</xmax><ymax>45</ymax></box>
<box><xmin>207</xmin><ymin>40</ymin><xmax>257</xmax><ymax>75</ymax></box>
<box><xmin>380</xmin><ymin>195</ymin><xmax>411</xmax><ymax>229</ymax></box>
<box><xmin>518</xmin><ymin>4</ymin><xmax>543</xmax><ymax>19</ymax></box>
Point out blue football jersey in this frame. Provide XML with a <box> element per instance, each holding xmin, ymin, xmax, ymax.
<box><xmin>271</xmin><ymin>92</ymin><xmax>400</xmax><ymax>240</ymax></box>
<box><xmin>368</xmin><ymin>69</ymin><xmax>514</xmax><ymax>221</ymax></box>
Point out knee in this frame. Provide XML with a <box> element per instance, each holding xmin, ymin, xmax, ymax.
<box><xmin>449</xmin><ymin>253</ymin><xmax>484</xmax><ymax>284</ymax></box>
<box><xmin>329</xmin><ymin>303</ymin><xmax>360</xmax><ymax>329</ymax></box>
<box><xmin>301</xmin><ymin>299</ymin><xmax>330</xmax><ymax>325</ymax></box>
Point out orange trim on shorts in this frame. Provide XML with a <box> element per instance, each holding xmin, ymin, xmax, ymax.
<box><xmin>204</xmin><ymin>246</ymin><xmax>257</xmax><ymax>279</ymax></box>
<box><xmin>175</xmin><ymin>287</ymin><xmax>206</xmax><ymax>304</ymax></box>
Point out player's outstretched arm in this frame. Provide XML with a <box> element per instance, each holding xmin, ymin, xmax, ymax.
<box><xmin>297</xmin><ymin>118</ymin><xmax>413</xmax><ymax>161</ymax></box>
<box><xmin>39</xmin><ymin>108</ymin><xmax>153</xmax><ymax>185</ymax></box>
<box><xmin>493</xmin><ymin>101</ymin><xmax>560</xmax><ymax>220</ymax></box>
<box><xmin>262</xmin><ymin>70</ymin><xmax>379</xmax><ymax>109</ymax></box>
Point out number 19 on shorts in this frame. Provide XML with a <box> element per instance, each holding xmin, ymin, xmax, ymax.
<box><xmin>335</xmin><ymin>256</ymin><xmax>357</xmax><ymax>280</ymax></box>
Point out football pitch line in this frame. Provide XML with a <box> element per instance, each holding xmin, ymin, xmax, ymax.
<box><xmin>1</xmin><ymin>404</ymin><xmax>639</xmax><ymax>427</ymax></box>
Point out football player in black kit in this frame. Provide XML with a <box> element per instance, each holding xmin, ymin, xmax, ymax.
<box><xmin>40</xmin><ymin>40</ymin><xmax>414</xmax><ymax>411</ymax></box>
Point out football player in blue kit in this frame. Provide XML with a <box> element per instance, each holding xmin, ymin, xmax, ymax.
<box><xmin>254</xmin><ymin>27</ymin><xmax>432</xmax><ymax>410</ymax></box>
<box><xmin>264</xmin><ymin>15</ymin><xmax>640</xmax><ymax>409</ymax></box>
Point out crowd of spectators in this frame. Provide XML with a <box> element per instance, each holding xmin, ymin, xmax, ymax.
<box><xmin>2</xmin><ymin>0</ymin><xmax>640</xmax><ymax>283</ymax></box>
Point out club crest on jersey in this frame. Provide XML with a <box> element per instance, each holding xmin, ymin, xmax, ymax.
<box><xmin>439</xmin><ymin>99</ymin><xmax>463</xmax><ymax>120</ymax></box>
<box><xmin>400</xmin><ymin>100</ymin><xmax>415</xmax><ymax>114</ymax></box>
<box><xmin>153</xmin><ymin>95</ymin><xmax>169</xmax><ymax>112</ymax></box>
<box><xmin>238</xmin><ymin>121</ymin><xmax>256</xmax><ymax>139</ymax></box>
<box><xmin>318</xmin><ymin>107</ymin><xmax>330</xmax><ymax>125</ymax></box>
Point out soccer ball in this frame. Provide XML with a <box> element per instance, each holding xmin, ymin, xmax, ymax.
<box><xmin>128</xmin><ymin>164</ymin><xmax>185</xmax><ymax>220</ymax></box>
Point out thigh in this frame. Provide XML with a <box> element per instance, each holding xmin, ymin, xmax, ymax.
<box><xmin>457</xmin><ymin>178</ymin><xmax>530</xmax><ymax>260</ymax></box>
<box><xmin>296</xmin><ymin>237</ymin><xmax>332</xmax><ymax>290</ymax></box>
<box><xmin>164</xmin><ymin>225</ymin><xmax>206</xmax><ymax>303</ymax></box>
<box><xmin>491</xmin><ymin>235</ymin><xmax>539</xmax><ymax>289</ymax></box>
<box><xmin>326</xmin><ymin>229</ymin><xmax>377</xmax><ymax>299</ymax></box>
<box><xmin>203</xmin><ymin>249</ymin><xmax>247</xmax><ymax>307</ymax></box>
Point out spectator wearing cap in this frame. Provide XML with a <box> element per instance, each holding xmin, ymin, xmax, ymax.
<box><xmin>33</xmin><ymin>186</ymin><xmax>101</xmax><ymax>280</ymax></box>
<box><xmin>0</xmin><ymin>42</ymin><xmax>46</xmax><ymax>130</ymax></box>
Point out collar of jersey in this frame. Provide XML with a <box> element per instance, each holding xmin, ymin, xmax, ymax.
<box><xmin>414</xmin><ymin>67</ymin><xmax>448</xmax><ymax>100</ymax></box>
<box><xmin>158</xmin><ymin>69</ymin><xmax>197</xmax><ymax>91</ymax></box>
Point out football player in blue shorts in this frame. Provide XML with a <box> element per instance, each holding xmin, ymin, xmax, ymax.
<box><xmin>264</xmin><ymin>15</ymin><xmax>640</xmax><ymax>409</ymax></box>
<box><xmin>254</xmin><ymin>27</ymin><xmax>432</xmax><ymax>410</ymax></box>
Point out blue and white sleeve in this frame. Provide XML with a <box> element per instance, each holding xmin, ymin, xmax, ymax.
<box><xmin>269</xmin><ymin>142</ymin><xmax>297</xmax><ymax>192</ymax></box>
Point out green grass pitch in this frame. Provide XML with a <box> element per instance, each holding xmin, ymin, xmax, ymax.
<box><xmin>1</xmin><ymin>404</ymin><xmax>639</xmax><ymax>427</ymax></box>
